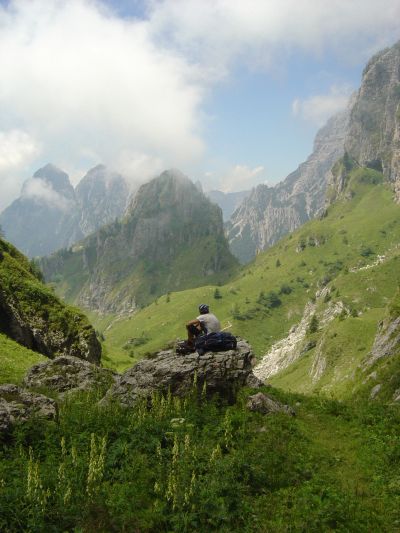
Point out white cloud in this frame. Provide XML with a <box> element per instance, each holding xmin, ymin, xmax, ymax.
<box><xmin>0</xmin><ymin>0</ymin><xmax>205</xmax><ymax>209</ymax></box>
<box><xmin>21</xmin><ymin>177</ymin><xmax>72</xmax><ymax>210</ymax></box>
<box><xmin>217</xmin><ymin>165</ymin><xmax>268</xmax><ymax>192</ymax></box>
<box><xmin>148</xmin><ymin>0</ymin><xmax>400</xmax><ymax>72</ymax></box>
<box><xmin>0</xmin><ymin>0</ymin><xmax>399</xmax><ymax>209</ymax></box>
<box><xmin>0</xmin><ymin>129</ymin><xmax>41</xmax><ymax>210</ymax></box>
<box><xmin>292</xmin><ymin>85</ymin><xmax>353</xmax><ymax>126</ymax></box>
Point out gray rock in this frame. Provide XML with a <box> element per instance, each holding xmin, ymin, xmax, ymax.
<box><xmin>245</xmin><ymin>372</ymin><xmax>265</xmax><ymax>388</ymax></box>
<box><xmin>370</xmin><ymin>384</ymin><xmax>382</xmax><ymax>399</ymax></box>
<box><xmin>23</xmin><ymin>355</ymin><xmax>117</xmax><ymax>395</ymax></box>
<box><xmin>246</xmin><ymin>392</ymin><xmax>295</xmax><ymax>416</ymax></box>
<box><xmin>102</xmin><ymin>339</ymin><xmax>255</xmax><ymax>407</ymax></box>
<box><xmin>0</xmin><ymin>384</ymin><xmax>57</xmax><ymax>433</ymax></box>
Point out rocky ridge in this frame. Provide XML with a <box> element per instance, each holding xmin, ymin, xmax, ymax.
<box><xmin>226</xmin><ymin>107</ymin><xmax>351</xmax><ymax>263</ymax></box>
<box><xmin>0</xmin><ymin>163</ymin><xmax>130</xmax><ymax>257</ymax></box>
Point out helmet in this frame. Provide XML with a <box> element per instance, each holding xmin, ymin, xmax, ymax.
<box><xmin>198</xmin><ymin>303</ymin><xmax>209</xmax><ymax>314</ymax></box>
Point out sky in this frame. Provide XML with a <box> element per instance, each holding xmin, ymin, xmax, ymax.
<box><xmin>0</xmin><ymin>0</ymin><xmax>399</xmax><ymax>211</ymax></box>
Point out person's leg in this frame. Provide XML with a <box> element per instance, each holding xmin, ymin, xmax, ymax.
<box><xmin>186</xmin><ymin>322</ymin><xmax>202</xmax><ymax>347</ymax></box>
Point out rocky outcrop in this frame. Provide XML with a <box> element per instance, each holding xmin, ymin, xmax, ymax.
<box><xmin>41</xmin><ymin>170</ymin><xmax>238</xmax><ymax>314</ymax></box>
<box><xmin>347</xmin><ymin>43</ymin><xmax>400</xmax><ymax>186</ymax></box>
<box><xmin>23</xmin><ymin>356</ymin><xmax>117</xmax><ymax>395</ymax></box>
<box><xmin>328</xmin><ymin>41</ymin><xmax>400</xmax><ymax>202</ymax></box>
<box><xmin>102</xmin><ymin>339</ymin><xmax>255</xmax><ymax>407</ymax></box>
<box><xmin>246</xmin><ymin>392</ymin><xmax>295</xmax><ymax>416</ymax></box>
<box><xmin>365</xmin><ymin>315</ymin><xmax>400</xmax><ymax>367</ymax></box>
<box><xmin>0</xmin><ymin>238</ymin><xmax>101</xmax><ymax>363</ymax></box>
<box><xmin>0</xmin><ymin>384</ymin><xmax>57</xmax><ymax>434</ymax></box>
<box><xmin>254</xmin><ymin>287</ymin><xmax>345</xmax><ymax>382</ymax></box>
<box><xmin>226</xmin><ymin>108</ymin><xmax>351</xmax><ymax>263</ymax></box>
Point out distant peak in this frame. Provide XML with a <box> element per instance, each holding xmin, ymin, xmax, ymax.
<box><xmin>32</xmin><ymin>164</ymin><xmax>72</xmax><ymax>192</ymax></box>
<box><xmin>160</xmin><ymin>168</ymin><xmax>190</xmax><ymax>182</ymax></box>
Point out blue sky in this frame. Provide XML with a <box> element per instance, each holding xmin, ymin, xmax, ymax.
<box><xmin>0</xmin><ymin>0</ymin><xmax>399</xmax><ymax>209</ymax></box>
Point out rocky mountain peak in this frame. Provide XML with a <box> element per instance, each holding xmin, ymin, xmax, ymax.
<box><xmin>31</xmin><ymin>163</ymin><xmax>75</xmax><ymax>199</ymax></box>
<box><xmin>344</xmin><ymin>39</ymin><xmax>400</xmax><ymax>199</ymax></box>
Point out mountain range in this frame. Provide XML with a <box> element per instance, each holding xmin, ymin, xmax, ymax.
<box><xmin>0</xmin><ymin>163</ymin><xmax>130</xmax><ymax>257</ymax></box>
<box><xmin>40</xmin><ymin>169</ymin><xmax>238</xmax><ymax>314</ymax></box>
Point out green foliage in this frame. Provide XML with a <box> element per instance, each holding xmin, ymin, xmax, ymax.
<box><xmin>213</xmin><ymin>287</ymin><xmax>222</xmax><ymax>299</ymax></box>
<box><xmin>1</xmin><ymin>387</ymin><xmax>399</xmax><ymax>531</ymax></box>
<box><xmin>0</xmin><ymin>334</ymin><xmax>46</xmax><ymax>384</ymax></box>
<box><xmin>0</xmin><ymin>238</ymin><xmax>99</xmax><ymax>359</ymax></box>
<box><xmin>257</xmin><ymin>290</ymin><xmax>281</xmax><ymax>309</ymax></box>
<box><xmin>279</xmin><ymin>283</ymin><xmax>292</xmax><ymax>295</ymax></box>
<box><xmin>308</xmin><ymin>314</ymin><xmax>319</xmax><ymax>334</ymax></box>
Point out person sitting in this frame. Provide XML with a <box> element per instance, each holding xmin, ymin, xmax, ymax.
<box><xmin>185</xmin><ymin>303</ymin><xmax>221</xmax><ymax>350</ymax></box>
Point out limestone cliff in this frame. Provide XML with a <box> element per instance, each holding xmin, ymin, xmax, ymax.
<box><xmin>226</xmin><ymin>108</ymin><xmax>350</xmax><ymax>263</ymax></box>
<box><xmin>329</xmin><ymin>41</ymin><xmax>400</xmax><ymax>203</ymax></box>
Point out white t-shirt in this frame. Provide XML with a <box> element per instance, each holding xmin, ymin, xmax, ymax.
<box><xmin>197</xmin><ymin>313</ymin><xmax>221</xmax><ymax>334</ymax></box>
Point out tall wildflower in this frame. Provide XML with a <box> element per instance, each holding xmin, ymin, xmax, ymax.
<box><xmin>86</xmin><ymin>433</ymin><xmax>107</xmax><ymax>500</ymax></box>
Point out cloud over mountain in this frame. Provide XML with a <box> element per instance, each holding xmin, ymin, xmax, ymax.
<box><xmin>0</xmin><ymin>0</ymin><xmax>399</xmax><ymax>210</ymax></box>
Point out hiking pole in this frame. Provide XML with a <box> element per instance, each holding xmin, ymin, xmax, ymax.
<box><xmin>221</xmin><ymin>321</ymin><xmax>232</xmax><ymax>331</ymax></box>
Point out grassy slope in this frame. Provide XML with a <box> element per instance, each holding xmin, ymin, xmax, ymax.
<box><xmin>95</xmin><ymin>169</ymin><xmax>400</xmax><ymax>393</ymax></box>
<box><xmin>0</xmin><ymin>333</ymin><xmax>46</xmax><ymax>384</ymax></box>
<box><xmin>1</xmin><ymin>385</ymin><xmax>399</xmax><ymax>531</ymax></box>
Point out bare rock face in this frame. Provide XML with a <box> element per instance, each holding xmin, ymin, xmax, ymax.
<box><xmin>344</xmin><ymin>41</ymin><xmax>400</xmax><ymax>200</ymax></box>
<box><xmin>365</xmin><ymin>315</ymin><xmax>400</xmax><ymax>368</ymax></box>
<box><xmin>0</xmin><ymin>384</ymin><xmax>57</xmax><ymax>434</ymax></box>
<box><xmin>246</xmin><ymin>392</ymin><xmax>295</xmax><ymax>416</ymax></box>
<box><xmin>226</xmin><ymin>107</ymin><xmax>350</xmax><ymax>263</ymax></box>
<box><xmin>23</xmin><ymin>356</ymin><xmax>117</xmax><ymax>395</ymax></box>
<box><xmin>103</xmin><ymin>339</ymin><xmax>255</xmax><ymax>407</ymax></box>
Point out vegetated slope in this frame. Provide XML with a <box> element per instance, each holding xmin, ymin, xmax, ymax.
<box><xmin>0</xmin><ymin>238</ymin><xmax>101</xmax><ymax>363</ymax></box>
<box><xmin>0</xmin><ymin>333</ymin><xmax>46</xmax><ymax>384</ymax></box>
<box><xmin>0</xmin><ymin>163</ymin><xmax>129</xmax><ymax>257</ymax></box>
<box><xmin>96</xmin><ymin>168</ymin><xmax>400</xmax><ymax>401</ymax></box>
<box><xmin>41</xmin><ymin>170</ymin><xmax>238</xmax><ymax>315</ymax></box>
<box><xmin>1</xmin><ymin>382</ymin><xmax>399</xmax><ymax>531</ymax></box>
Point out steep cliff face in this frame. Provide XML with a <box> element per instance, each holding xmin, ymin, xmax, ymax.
<box><xmin>226</xmin><ymin>108</ymin><xmax>350</xmax><ymax>263</ymax></box>
<box><xmin>0</xmin><ymin>164</ymin><xmax>130</xmax><ymax>257</ymax></box>
<box><xmin>0</xmin><ymin>238</ymin><xmax>101</xmax><ymax>363</ymax></box>
<box><xmin>75</xmin><ymin>165</ymin><xmax>130</xmax><ymax>235</ymax></box>
<box><xmin>41</xmin><ymin>170</ymin><xmax>238</xmax><ymax>314</ymax></box>
<box><xmin>0</xmin><ymin>164</ymin><xmax>81</xmax><ymax>257</ymax></box>
<box><xmin>337</xmin><ymin>41</ymin><xmax>400</xmax><ymax>201</ymax></box>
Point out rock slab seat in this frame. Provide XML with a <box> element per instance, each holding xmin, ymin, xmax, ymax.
<box><xmin>103</xmin><ymin>339</ymin><xmax>255</xmax><ymax>407</ymax></box>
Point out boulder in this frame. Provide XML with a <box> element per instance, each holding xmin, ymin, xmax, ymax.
<box><xmin>0</xmin><ymin>384</ymin><xmax>57</xmax><ymax>434</ymax></box>
<box><xmin>23</xmin><ymin>355</ymin><xmax>117</xmax><ymax>395</ymax></box>
<box><xmin>245</xmin><ymin>372</ymin><xmax>265</xmax><ymax>388</ymax></box>
<box><xmin>246</xmin><ymin>392</ymin><xmax>295</xmax><ymax>416</ymax></box>
<box><xmin>102</xmin><ymin>339</ymin><xmax>255</xmax><ymax>407</ymax></box>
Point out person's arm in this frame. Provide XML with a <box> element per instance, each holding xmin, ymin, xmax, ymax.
<box><xmin>186</xmin><ymin>318</ymin><xmax>201</xmax><ymax>327</ymax></box>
